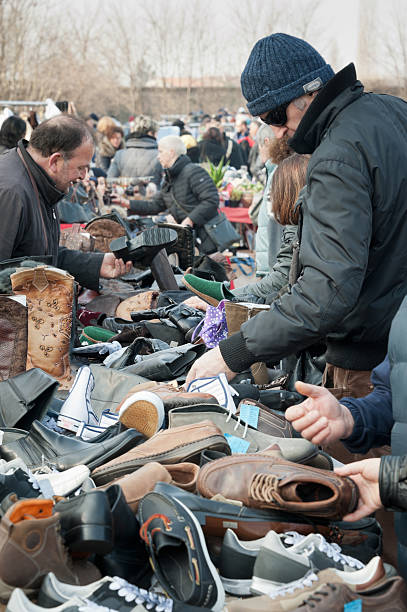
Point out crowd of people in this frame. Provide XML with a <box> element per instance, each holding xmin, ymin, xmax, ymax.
<box><xmin>0</xmin><ymin>31</ymin><xmax>406</xmax><ymax>611</ymax></box>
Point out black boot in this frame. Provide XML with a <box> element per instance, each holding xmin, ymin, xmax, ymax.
<box><xmin>94</xmin><ymin>484</ymin><xmax>152</xmax><ymax>589</ymax></box>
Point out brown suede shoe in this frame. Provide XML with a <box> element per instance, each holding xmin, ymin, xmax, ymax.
<box><xmin>115</xmin><ymin>291</ymin><xmax>159</xmax><ymax>321</ymax></box>
<box><xmin>92</xmin><ymin>421</ymin><xmax>229</xmax><ymax>485</ymax></box>
<box><xmin>0</xmin><ymin>498</ymin><xmax>100</xmax><ymax>601</ymax></box>
<box><xmin>197</xmin><ymin>454</ymin><xmax>358</xmax><ymax>520</ymax></box>
<box><xmin>291</xmin><ymin>575</ymin><xmax>407</xmax><ymax>611</ymax></box>
<box><xmin>98</xmin><ymin>461</ymin><xmax>200</xmax><ymax>511</ymax></box>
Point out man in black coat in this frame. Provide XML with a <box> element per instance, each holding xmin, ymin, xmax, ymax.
<box><xmin>186</xmin><ymin>33</ymin><xmax>407</xmax><ymax>397</ymax></box>
<box><xmin>119</xmin><ymin>135</ymin><xmax>219</xmax><ymax>254</ymax></box>
<box><xmin>0</xmin><ymin>115</ymin><xmax>131</xmax><ymax>290</ymax></box>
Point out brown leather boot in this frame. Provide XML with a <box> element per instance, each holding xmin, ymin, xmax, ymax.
<box><xmin>0</xmin><ymin>295</ymin><xmax>27</xmax><ymax>381</ymax></box>
<box><xmin>10</xmin><ymin>266</ymin><xmax>74</xmax><ymax>389</ymax></box>
<box><xmin>0</xmin><ymin>498</ymin><xmax>100</xmax><ymax>601</ymax></box>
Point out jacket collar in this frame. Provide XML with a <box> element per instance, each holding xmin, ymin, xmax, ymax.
<box><xmin>127</xmin><ymin>135</ymin><xmax>158</xmax><ymax>149</ymax></box>
<box><xmin>289</xmin><ymin>64</ymin><xmax>363</xmax><ymax>154</ymax></box>
<box><xmin>165</xmin><ymin>154</ymin><xmax>190</xmax><ymax>180</ymax></box>
<box><xmin>18</xmin><ymin>140</ymin><xmax>65</xmax><ymax>207</ymax></box>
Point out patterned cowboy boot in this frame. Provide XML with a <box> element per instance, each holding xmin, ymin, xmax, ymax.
<box><xmin>10</xmin><ymin>266</ymin><xmax>75</xmax><ymax>389</ymax></box>
<box><xmin>0</xmin><ymin>296</ymin><xmax>27</xmax><ymax>381</ymax></box>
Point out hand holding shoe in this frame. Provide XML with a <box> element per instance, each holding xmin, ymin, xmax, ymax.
<box><xmin>335</xmin><ymin>458</ymin><xmax>382</xmax><ymax>522</ymax></box>
<box><xmin>285</xmin><ymin>381</ymin><xmax>355</xmax><ymax>445</ymax></box>
<box><xmin>183</xmin><ymin>296</ymin><xmax>208</xmax><ymax>312</ymax></box>
<box><xmin>100</xmin><ymin>253</ymin><xmax>133</xmax><ymax>279</ymax></box>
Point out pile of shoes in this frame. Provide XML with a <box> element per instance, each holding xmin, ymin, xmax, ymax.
<box><xmin>0</xmin><ymin>222</ymin><xmax>406</xmax><ymax>610</ymax></box>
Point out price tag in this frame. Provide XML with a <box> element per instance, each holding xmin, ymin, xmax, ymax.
<box><xmin>239</xmin><ymin>403</ymin><xmax>259</xmax><ymax>429</ymax></box>
<box><xmin>224</xmin><ymin>433</ymin><xmax>250</xmax><ymax>454</ymax></box>
<box><xmin>344</xmin><ymin>601</ymin><xmax>362</xmax><ymax>612</ymax></box>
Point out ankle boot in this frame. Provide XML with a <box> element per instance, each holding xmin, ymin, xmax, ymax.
<box><xmin>10</xmin><ymin>266</ymin><xmax>75</xmax><ymax>389</ymax></box>
<box><xmin>0</xmin><ymin>295</ymin><xmax>27</xmax><ymax>381</ymax></box>
<box><xmin>0</xmin><ymin>498</ymin><xmax>100</xmax><ymax>601</ymax></box>
<box><xmin>94</xmin><ymin>484</ymin><xmax>152</xmax><ymax>589</ymax></box>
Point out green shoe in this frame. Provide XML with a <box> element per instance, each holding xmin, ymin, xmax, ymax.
<box><xmin>79</xmin><ymin>326</ymin><xmax>116</xmax><ymax>345</ymax></box>
<box><xmin>182</xmin><ymin>273</ymin><xmax>234</xmax><ymax>306</ymax></box>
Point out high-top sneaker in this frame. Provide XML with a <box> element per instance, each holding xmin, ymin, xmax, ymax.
<box><xmin>10</xmin><ymin>266</ymin><xmax>75</xmax><ymax>389</ymax></box>
<box><xmin>0</xmin><ymin>498</ymin><xmax>100</xmax><ymax>602</ymax></box>
<box><xmin>0</xmin><ymin>296</ymin><xmax>27</xmax><ymax>381</ymax></box>
<box><xmin>57</xmin><ymin>366</ymin><xmax>98</xmax><ymax>433</ymax></box>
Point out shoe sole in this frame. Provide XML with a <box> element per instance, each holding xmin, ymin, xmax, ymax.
<box><xmin>181</xmin><ymin>277</ymin><xmax>220</xmax><ymax>307</ymax></box>
<box><xmin>250</xmin><ymin>575</ymin><xmax>287</xmax><ymax>595</ymax></box>
<box><xmin>220</xmin><ymin>576</ymin><xmax>252</xmax><ymax>596</ymax></box>
<box><xmin>119</xmin><ymin>392</ymin><xmax>165</xmax><ymax>438</ymax></box>
<box><xmin>92</xmin><ymin>435</ymin><xmax>228</xmax><ymax>485</ymax></box>
<box><xmin>62</xmin><ymin>523</ymin><xmax>113</xmax><ymax>555</ymax></box>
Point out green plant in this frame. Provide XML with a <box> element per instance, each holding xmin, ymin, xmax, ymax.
<box><xmin>205</xmin><ymin>157</ymin><xmax>227</xmax><ymax>188</ymax></box>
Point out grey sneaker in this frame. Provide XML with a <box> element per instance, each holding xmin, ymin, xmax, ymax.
<box><xmin>167</xmin><ymin>404</ymin><xmax>323</xmax><ymax>464</ymax></box>
<box><xmin>251</xmin><ymin>530</ymin><xmax>365</xmax><ymax>595</ymax></box>
<box><xmin>6</xmin><ymin>588</ymin><xmax>110</xmax><ymax>611</ymax></box>
<box><xmin>37</xmin><ymin>572</ymin><xmax>198</xmax><ymax>611</ymax></box>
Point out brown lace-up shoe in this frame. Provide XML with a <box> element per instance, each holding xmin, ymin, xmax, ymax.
<box><xmin>197</xmin><ymin>454</ymin><xmax>358</xmax><ymax>520</ymax></box>
<box><xmin>92</xmin><ymin>421</ymin><xmax>229</xmax><ymax>485</ymax></box>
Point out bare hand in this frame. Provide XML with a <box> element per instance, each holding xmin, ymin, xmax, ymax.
<box><xmin>335</xmin><ymin>458</ymin><xmax>382</xmax><ymax>521</ymax></box>
<box><xmin>183</xmin><ymin>296</ymin><xmax>208</xmax><ymax>311</ymax></box>
<box><xmin>181</xmin><ymin>216</ymin><xmax>194</xmax><ymax>227</ymax></box>
<box><xmin>285</xmin><ymin>381</ymin><xmax>355</xmax><ymax>445</ymax></box>
<box><xmin>100</xmin><ymin>253</ymin><xmax>133</xmax><ymax>279</ymax></box>
<box><xmin>185</xmin><ymin>346</ymin><xmax>236</xmax><ymax>386</ymax></box>
<box><xmin>111</xmin><ymin>195</ymin><xmax>130</xmax><ymax>209</ymax></box>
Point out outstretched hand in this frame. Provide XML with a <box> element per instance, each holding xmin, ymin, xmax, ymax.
<box><xmin>100</xmin><ymin>253</ymin><xmax>133</xmax><ymax>279</ymax></box>
<box><xmin>285</xmin><ymin>381</ymin><xmax>355</xmax><ymax>445</ymax></box>
<box><xmin>335</xmin><ymin>458</ymin><xmax>382</xmax><ymax>521</ymax></box>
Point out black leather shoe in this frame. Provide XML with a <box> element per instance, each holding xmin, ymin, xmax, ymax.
<box><xmin>0</xmin><ymin>420</ymin><xmax>145</xmax><ymax>471</ymax></box>
<box><xmin>55</xmin><ymin>490</ymin><xmax>113</xmax><ymax>555</ymax></box>
<box><xmin>131</xmin><ymin>303</ymin><xmax>204</xmax><ymax>337</ymax></box>
<box><xmin>157</xmin><ymin>222</ymin><xmax>195</xmax><ymax>270</ymax></box>
<box><xmin>94</xmin><ymin>484</ymin><xmax>152</xmax><ymax>589</ymax></box>
<box><xmin>110</xmin><ymin>227</ymin><xmax>178</xmax><ymax>266</ymax></box>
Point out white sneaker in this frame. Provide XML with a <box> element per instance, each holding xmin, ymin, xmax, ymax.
<box><xmin>118</xmin><ymin>391</ymin><xmax>165</xmax><ymax>438</ymax></box>
<box><xmin>32</xmin><ymin>465</ymin><xmax>90</xmax><ymax>497</ymax></box>
<box><xmin>57</xmin><ymin>366</ymin><xmax>98</xmax><ymax>433</ymax></box>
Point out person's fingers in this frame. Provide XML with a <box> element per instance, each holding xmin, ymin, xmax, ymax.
<box><xmin>295</xmin><ymin>380</ymin><xmax>329</xmax><ymax>399</ymax></box>
<box><xmin>289</xmin><ymin>409</ymin><xmax>322</xmax><ymax>433</ymax></box>
<box><xmin>341</xmin><ymin>505</ymin><xmax>370</xmax><ymax>522</ymax></box>
<box><xmin>335</xmin><ymin>462</ymin><xmax>365</xmax><ymax>477</ymax></box>
<box><xmin>285</xmin><ymin>404</ymin><xmax>307</xmax><ymax>422</ymax></box>
<box><xmin>300</xmin><ymin>416</ymin><xmax>329</xmax><ymax>441</ymax></box>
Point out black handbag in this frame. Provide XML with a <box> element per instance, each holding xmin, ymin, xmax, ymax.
<box><xmin>203</xmin><ymin>210</ymin><xmax>241</xmax><ymax>252</ymax></box>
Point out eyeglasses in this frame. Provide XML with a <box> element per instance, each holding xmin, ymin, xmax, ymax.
<box><xmin>261</xmin><ymin>101</ymin><xmax>290</xmax><ymax>127</ymax></box>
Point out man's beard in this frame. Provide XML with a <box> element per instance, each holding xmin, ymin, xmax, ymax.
<box><xmin>269</xmin><ymin>135</ymin><xmax>293</xmax><ymax>165</ymax></box>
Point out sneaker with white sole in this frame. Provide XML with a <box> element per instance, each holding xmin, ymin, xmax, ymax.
<box><xmin>251</xmin><ymin>529</ymin><xmax>365</xmax><ymax>595</ymax></box>
<box><xmin>226</xmin><ymin>556</ymin><xmax>385</xmax><ymax>611</ymax></box>
<box><xmin>57</xmin><ymin>366</ymin><xmax>98</xmax><ymax>433</ymax></box>
<box><xmin>37</xmin><ymin>572</ymin><xmax>203</xmax><ymax>611</ymax></box>
<box><xmin>118</xmin><ymin>391</ymin><xmax>165</xmax><ymax>438</ymax></box>
<box><xmin>33</xmin><ymin>465</ymin><xmax>90</xmax><ymax>497</ymax></box>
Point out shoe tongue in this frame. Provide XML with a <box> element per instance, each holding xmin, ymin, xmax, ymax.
<box><xmin>153</xmin><ymin>530</ymin><xmax>183</xmax><ymax>553</ymax></box>
<box><xmin>280</xmin><ymin>482</ymin><xmax>303</xmax><ymax>502</ymax></box>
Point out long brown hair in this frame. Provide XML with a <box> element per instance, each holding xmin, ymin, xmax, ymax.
<box><xmin>272</xmin><ymin>154</ymin><xmax>310</xmax><ymax>225</ymax></box>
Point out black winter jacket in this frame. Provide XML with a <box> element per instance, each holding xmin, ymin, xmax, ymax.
<box><xmin>0</xmin><ymin>141</ymin><xmax>104</xmax><ymax>290</ymax></box>
<box><xmin>220</xmin><ymin>64</ymin><xmax>407</xmax><ymax>373</ymax></box>
<box><xmin>129</xmin><ymin>154</ymin><xmax>219</xmax><ymax>253</ymax></box>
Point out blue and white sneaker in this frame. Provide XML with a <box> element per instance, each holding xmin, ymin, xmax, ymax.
<box><xmin>57</xmin><ymin>366</ymin><xmax>98</xmax><ymax>433</ymax></box>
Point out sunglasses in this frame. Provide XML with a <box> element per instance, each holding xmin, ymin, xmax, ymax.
<box><xmin>261</xmin><ymin>101</ymin><xmax>290</xmax><ymax>127</ymax></box>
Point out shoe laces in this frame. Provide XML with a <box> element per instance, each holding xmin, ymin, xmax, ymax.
<box><xmin>225</xmin><ymin>404</ymin><xmax>249</xmax><ymax>438</ymax></box>
<box><xmin>269</xmin><ymin>570</ymin><xmax>319</xmax><ymax>599</ymax></box>
<box><xmin>300</xmin><ymin>583</ymin><xmax>337</xmax><ymax>608</ymax></box>
<box><xmin>282</xmin><ymin>531</ymin><xmax>306</xmax><ymax>546</ymax></box>
<box><xmin>311</xmin><ymin>538</ymin><xmax>364</xmax><ymax>570</ymax></box>
<box><xmin>26</xmin><ymin>471</ymin><xmax>40</xmax><ymax>491</ymax></box>
<box><xmin>109</xmin><ymin>577</ymin><xmax>173</xmax><ymax>611</ymax></box>
<box><xmin>249</xmin><ymin>472</ymin><xmax>280</xmax><ymax>503</ymax></box>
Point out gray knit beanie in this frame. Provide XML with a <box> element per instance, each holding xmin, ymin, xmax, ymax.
<box><xmin>241</xmin><ymin>33</ymin><xmax>334</xmax><ymax>116</ymax></box>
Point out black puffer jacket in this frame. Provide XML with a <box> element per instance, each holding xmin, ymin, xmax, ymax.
<box><xmin>0</xmin><ymin>141</ymin><xmax>104</xmax><ymax>290</ymax></box>
<box><xmin>107</xmin><ymin>135</ymin><xmax>162</xmax><ymax>187</ymax></box>
<box><xmin>129</xmin><ymin>154</ymin><xmax>219</xmax><ymax>253</ymax></box>
<box><xmin>220</xmin><ymin>64</ymin><xmax>407</xmax><ymax>373</ymax></box>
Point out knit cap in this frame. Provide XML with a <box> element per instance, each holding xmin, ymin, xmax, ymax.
<box><xmin>241</xmin><ymin>33</ymin><xmax>334</xmax><ymax>116</ymax></box>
